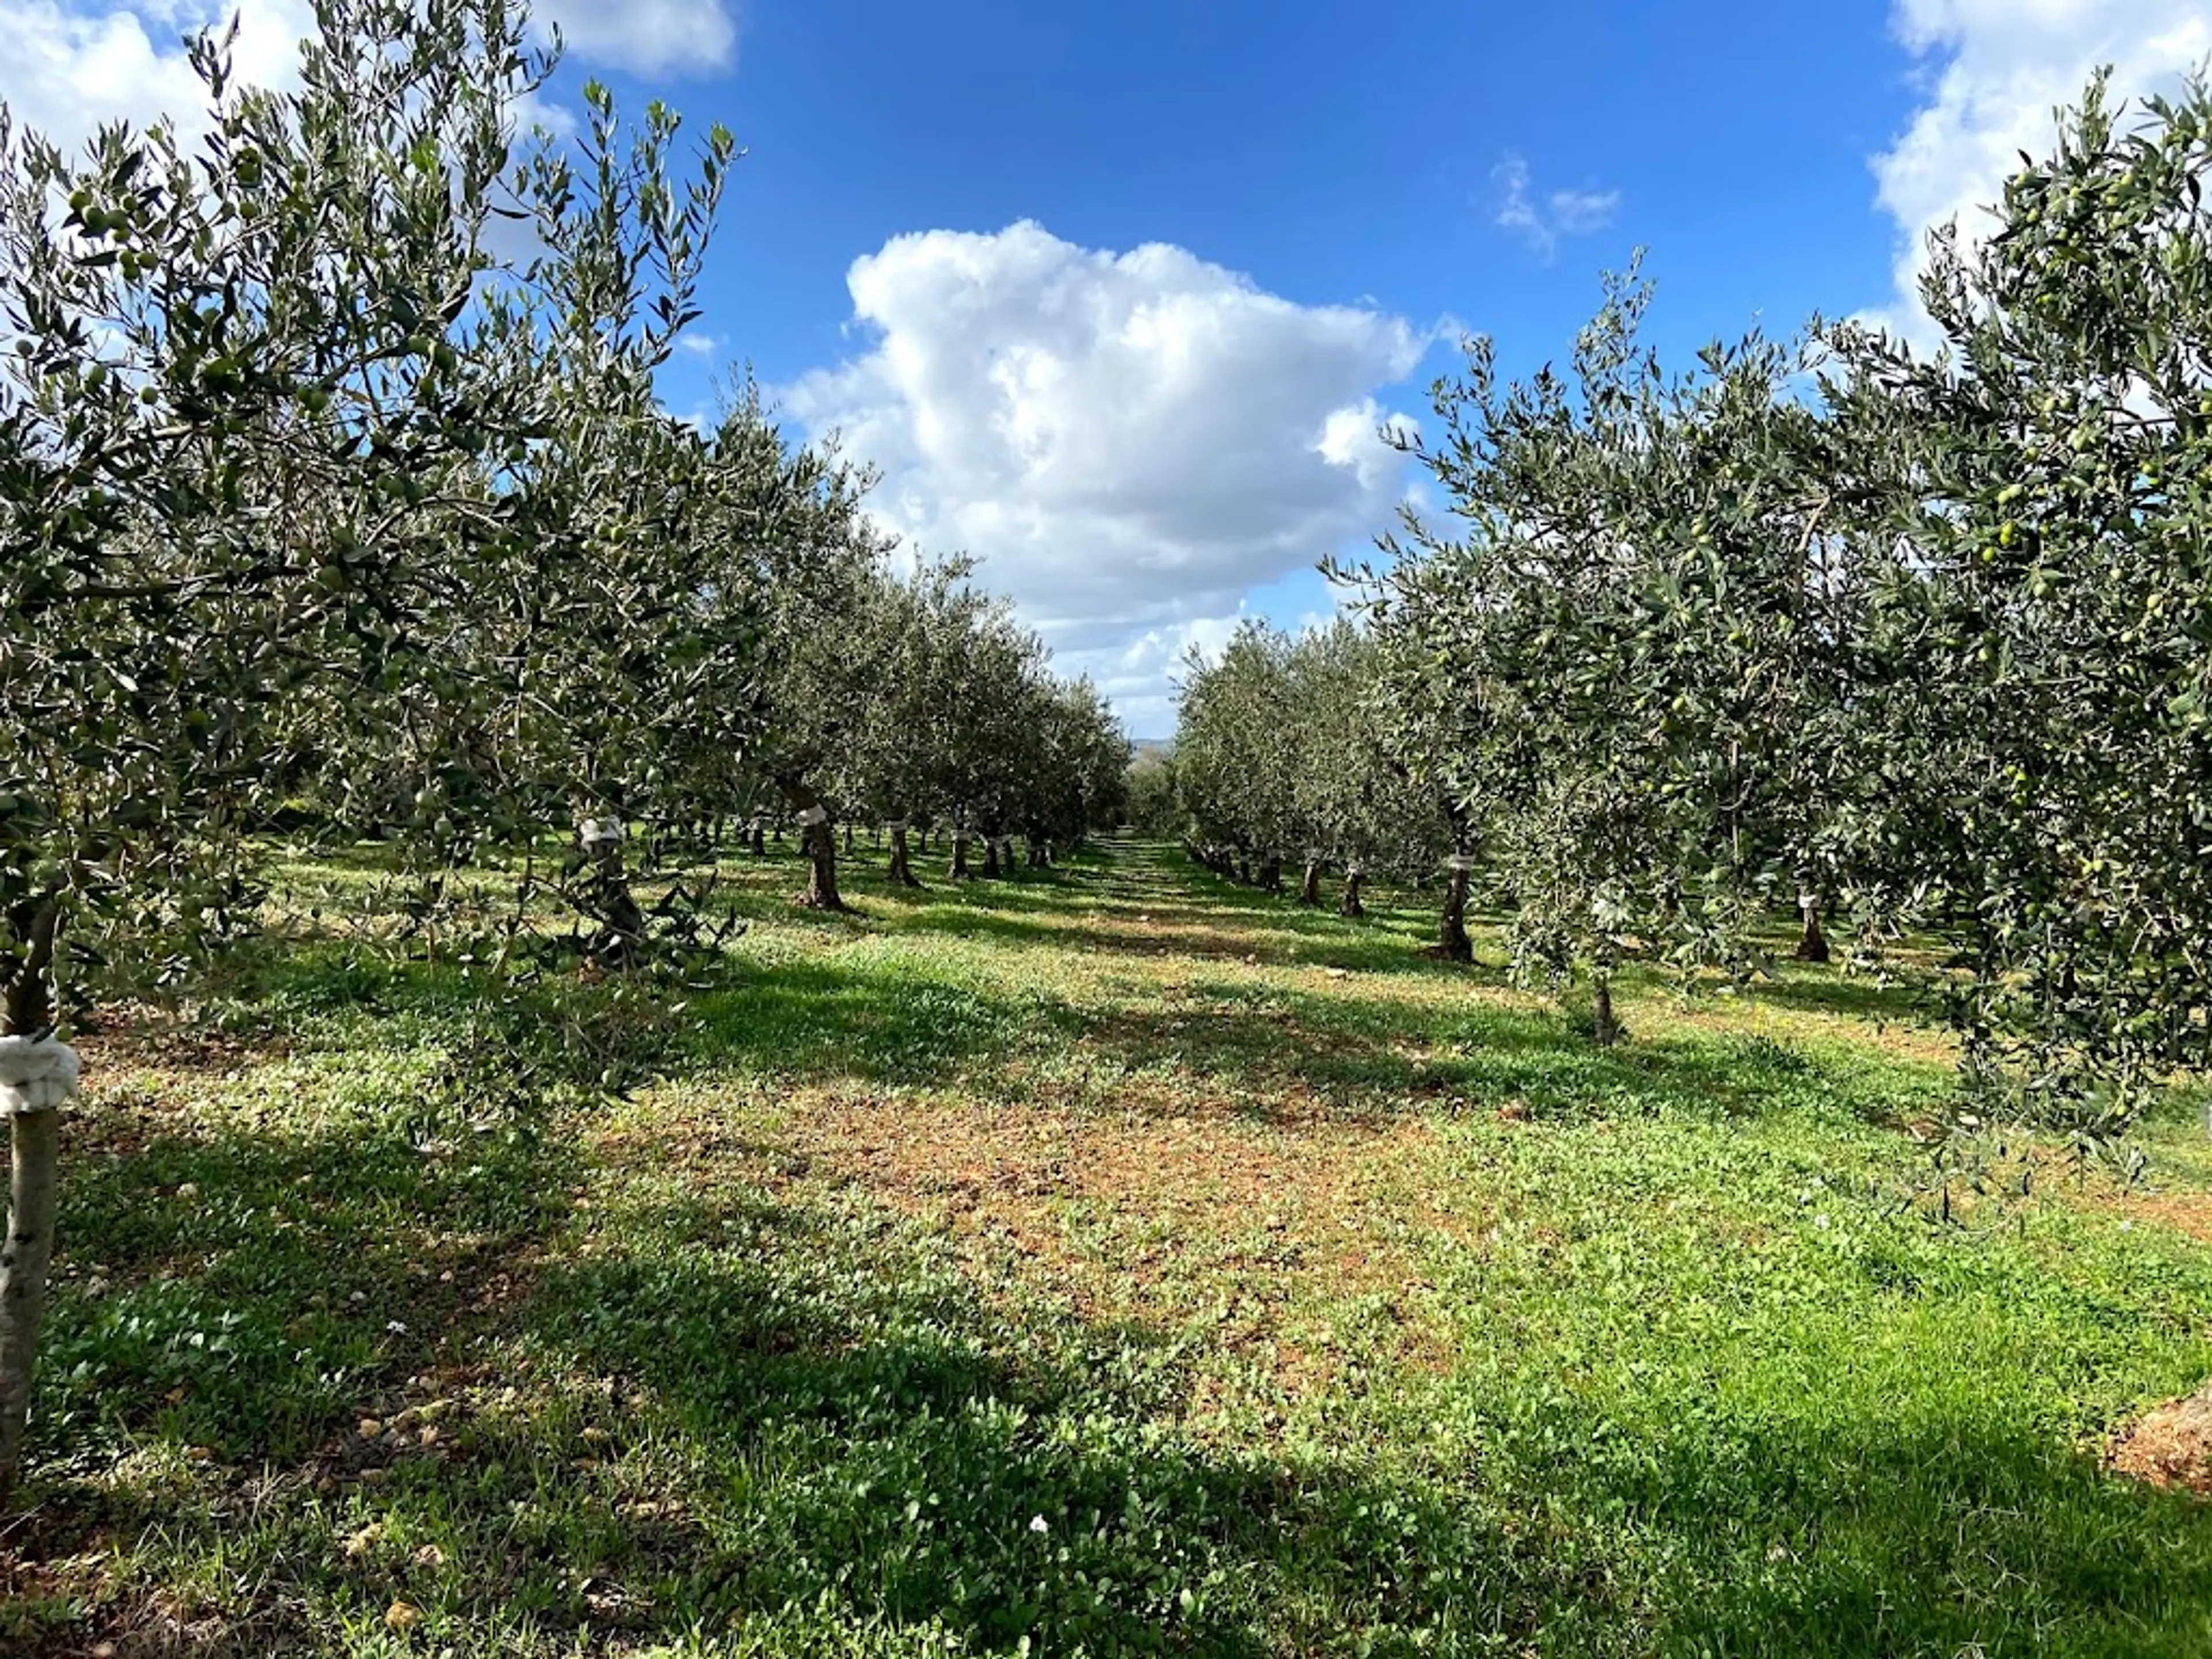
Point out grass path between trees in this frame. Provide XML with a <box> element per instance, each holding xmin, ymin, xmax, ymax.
<box><xmin>4</xmin><ymin>836</ymin><xmax>2211</xmax><ymax>1656</ymax></box>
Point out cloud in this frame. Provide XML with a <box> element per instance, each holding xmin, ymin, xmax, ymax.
<box><xmin>1491</xmin><ymin>152</ymin><xmax>1622</xmax><ymax>259</ymax></box>
<box><xmin>535</xmin><ymin>0</ymin><xmax>738</xmax><ymax>78</ymax></box>
<box><xmin>676</xmin><ymin>332</ymin><xmax>722</xmax><ymax>358</ymax></box>
<box><xmin>1870</xmin><ymin>0</ymin><xmax>2212</xmax><ymax>341</ymax></box>
<box><xmin>1071</xmin><ymin>613</ymin><xmax>1247</xmax><ymax>738</ymax></box>
<box><xmin>0</xmin><ymin>0</ymin><xmax>738</xmax><ymax>160</ymax></box>
<box><xmin>0</xmin><ymin>0</ymin><xmax>313</xmax><ymax>154</ymax></box>
<box><xmin>778</xmin><ymin>220</ymin><xmax>1436</xmax><ymax>725</ymax></box>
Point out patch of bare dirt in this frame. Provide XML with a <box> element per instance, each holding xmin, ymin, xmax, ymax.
<box><xmin>778</xmin><ymin>1090</ymin><xmax>1470</xmax><ymax>1397</ymax></box>
<box><xmin>74</xmin><ymin>1005</ymin><xmax>291</xmax><ymax>1078</ymax></box>
<box><xmin>2109</xmin><ymin>1384</ymin><xmax>2212</xmax><ymax>1497</ymax></box>
<box><xmin>2110</xmin><ymin>1188</ymin><xmax>2212</xmax><ymax>1245</ymax></box>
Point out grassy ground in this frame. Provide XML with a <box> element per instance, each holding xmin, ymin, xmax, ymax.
<box><xmin>4</xmin><ymin>835</ymin><xmax>2210</xmax><ymax>1657</ymax></box>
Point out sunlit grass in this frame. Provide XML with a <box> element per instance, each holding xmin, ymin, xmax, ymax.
<box><xmin>5</xmin><ymin>837</ymin><xmax>2209</xmax><ymax>1657</ymax></box>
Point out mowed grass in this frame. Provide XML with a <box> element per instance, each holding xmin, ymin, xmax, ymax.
<box><xmin>5</xmin><ymin>836</ymin><xmax>2211</xmax><ymax>1657</ymax></box>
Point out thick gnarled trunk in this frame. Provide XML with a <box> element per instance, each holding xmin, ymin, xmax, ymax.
<box><xmin>775</xmin><ymin>775</ymin><xmax>849</xmax><ymax>913</ymax></box>
<box><xmin>887</xmin><ymin>823</ymin><xmax>923</xmax><ymax>888</ymax></box>
<box><xmin>1339</xmin><ymin>867</ymin><xmax>1366</xmax><ymax>918</ymax></box>
<box><xmin>1258</xmin><ymin>856</ymin><xmax>1284</xmax><ymax>895</ymax></box>
<box><xmin>1298</xmin><ymin>858</ymin><xmax>1323</xmax><ymax>907</ymax></box>
<box><xmin>1437</xmin><ymin>857</ymin><xmax>1474</xmax><ymax>964</ymax></box>
<box><xmin>948</xmin><ymin>830</ymin><xmax>972</xmax><ymax>881</ymax></box>
<box><xmin>799</xmin><ymin>819</ymin><xmax>846</xmax><ymax>910</ymax></box>
<box><xmin>1795</xmin><ymin>893</ymin><xmax>1832</xmax><ymax>964</ymax></box>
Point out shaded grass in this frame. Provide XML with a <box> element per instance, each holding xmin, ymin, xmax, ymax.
<box><xmin>3</xmin><ymin>837</ymin><xmax>2209</xmax><ymax>1657</ymax></box>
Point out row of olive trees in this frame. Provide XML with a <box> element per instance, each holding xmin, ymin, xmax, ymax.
<box><xmin>1358</xmin><ymin>73</ymin><xmax>2212</xmax><ymax>1122</ymax></box>
<box><xmin>1165</xmin><ymin>77</ymin><xmax>2212</xmax><ymax>1132</ymax></box>
<box><xmin>0</xmin><ymin>0</ymin><xmax>1123</xmax><ymax>1509</ymax></box>
<box><xmin>1173</xmin><ymin>619</ymin><xmax>1470</xmax><ymax>956</ymax></box>
<box><xmin>746</xmin><ymin>540</ymin><xmax>1130</xmax><ymax>911</ymax></box>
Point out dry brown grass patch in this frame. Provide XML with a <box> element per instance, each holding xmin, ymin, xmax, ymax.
<box><xmin>2108</xmin><ymin>1384</ymin><xmax>2212</xmax><ymax>1496</ymax></box>
<box><xmin>777</xmin><ymin>1089</ymin><xmax>1467</xmax><ymax>1397</ymax></box>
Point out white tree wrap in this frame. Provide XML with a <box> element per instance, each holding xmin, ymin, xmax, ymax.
<box><xmin>1346</xmin><ymin>863</ymin><xmax>1365</xmax><ymax>878</ymax></box>
<box><xmin>1446</xmin><ymin>855</ymin><xmax>1474</xmax><ymax>872</ymax></box>
<box><xmin>798</xmin><ymin>805</ymin><xmax>829</xmax><ymax>827</ymax></box>
<box><xmin>579</xmin><ymin>818</ymin><xmax>624</xmax><ymax>847</ymax></box>
<box><xmin>0</xmin><ymin>1038</ymin><xmax>79</xmax><ymax>1116</ymax></box>
<box><xmin>886</xmin><ymin>820</ymin><xmax>910</xmax><ymax>832</ymax></box>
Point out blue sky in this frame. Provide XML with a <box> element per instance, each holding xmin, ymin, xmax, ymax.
<box><xmin>686</xmin><ymin>0</ymin><xmax>1914</xmax><ymax>389</ymax></box>
<box><xmin>13</xmin><ymin>0</ymin><xmax>2209</xmax><ymax>733</ymax></box>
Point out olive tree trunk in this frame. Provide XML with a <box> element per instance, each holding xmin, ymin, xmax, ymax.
<box><xmin>579</xmin><ymin>821</ymin><xmax>645</xmax><ymax>968</ymax></box>
<box><xmin>1339</xmin><ymin>868</ymin><xmax>1366</xmax><ymax>919</ymax></box>
<box><xmin>1795</xmin><ymin>893</ymin><xmax>1832</xmax><ymax>964</ymax></box>
<box><xmin>0</xmin><ymin>895</ymin><xmax>64</xmax><ymax>1515</ymax></box>
<box><xmin>775</xmin><ymin>775</ymin><xmax>849</xmax><ymax>913</ymax></box>
<box><xmin>1591</xmin><ymin>971</ymin><xmax>1623</xmax><ymax>1046</ymax></box>
<box><xmin>800</xmin><ymin>820</ymin><xmax>846</xmax><ymax>910</ymax></box>
<box><xmin>1298</xmin><ymin>858</ymin><xmax>1323</xmax><ymax>907</ymax></box>
<box><xmin>982</xmin><ymin>837</ymin><xmax>1002</xmax><ymax>878</ymax></box>
<box><xmin>949</xmin><ymin>831</ymin><xmax>972</xmax><ymax>881</ymax></box>
<box><xmin>1259</xmin><ymin>856</ymin><xmax>1284</xmax><ymax>895</ymax></box>
<box><xmin>887</xmin><ymin>823</ymin><xmax>923</xmax><ymax>888</ymax></box>
<box><xmin>1437</xmin><ymin>859</ymin><xmax>1474</xmax><ymax>964</ymax></box>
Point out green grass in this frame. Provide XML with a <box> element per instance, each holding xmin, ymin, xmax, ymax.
<box><xmin>5</xmin><ymin>838</ymin><xmax>2210</xmax><ymax>1656</ymax></box>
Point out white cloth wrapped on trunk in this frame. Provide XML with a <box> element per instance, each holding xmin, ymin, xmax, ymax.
<box><xmin>0</xmin><ymin>1036</ymin><xmax>80</xmax><ymax>1115</ymax></box>
<box><xmin>798</xmin><ymin>805</ymin><xmax>829</xmax><ymax>828</ymax></box>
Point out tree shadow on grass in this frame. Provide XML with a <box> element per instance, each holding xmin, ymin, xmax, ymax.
<box><xmin>160</xmin><ymin>1173</ymin><xmax>2206</xmax><ymax>1658</ymax></box>
<box><xmin>680</xmin><ymin>956</ymin><xmax>1037</xmax><ymax>1083</ymax></box>
<box><xmin>197</xmin><ymin>934</ymin><xmax>1039</xmax><ymax>1090</ymax></box>
<box><xmin>874</xmin><ymin>882</ymin><xmax>1463</xmax><ymax>978</ymax></box>
<box><xmin>1074</xmin><ymin>986</ymin><xmax>1945</xmax><ymax>1128</ymax></box>
<box><xmin>1448</xmin><ymin>1382</ymin><xmax>2212</xmax><ymax>1657</ymax></box>
<box><xmin>2</xmin><ymin>1087</ymin><xmax>584</xmax><ymax>1645</ymax></box>
<box><xmin>480</xmin><ymin>1188</ymin><xmax>1581</xmax><ymax>1657</ymax></box>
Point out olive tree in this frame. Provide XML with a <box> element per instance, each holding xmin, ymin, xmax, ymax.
<box><xmin>0</xmin><ymin>0</ymin><xmax>734</xmax><ymax>1508</ymax></box>
<box><xmin>1175</xmin><ymin>622</ymin><xmax>1301</xmax><ymax>888</ymax></box>
<box><xmin>1281</xmin><ymin>618</ymin><xmax>1460</xmax><ymax>937</ymax></box>
<box><xmin>1824</xmin><ymin>72</ymin><xmax>2212</xmax><ymax>1135</ymax></box>
<box><xmin>1376</xmin><ymin>268</ymin><xmax>1859</xmax><ymax>1039</ymax></box>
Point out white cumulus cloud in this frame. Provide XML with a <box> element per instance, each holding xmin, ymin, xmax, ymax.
<box><xmin>536</xmin><ymin>0</ymin><xmax>737</xmax><ymax>78</ymax></box>
<box><xmin>0</xmin><ymin>0</ymin><xmax>737</xmax><ymax>161</ymax></box>
<box><xmin>1871</xmin><ymin>0</ymin><xmax>2212</xmax><ymax>340</ymax></box>
<box><xmin>780</xmin><ymin>221</ymin><xmax>1436</xmax><ymax>728</ymax></box>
